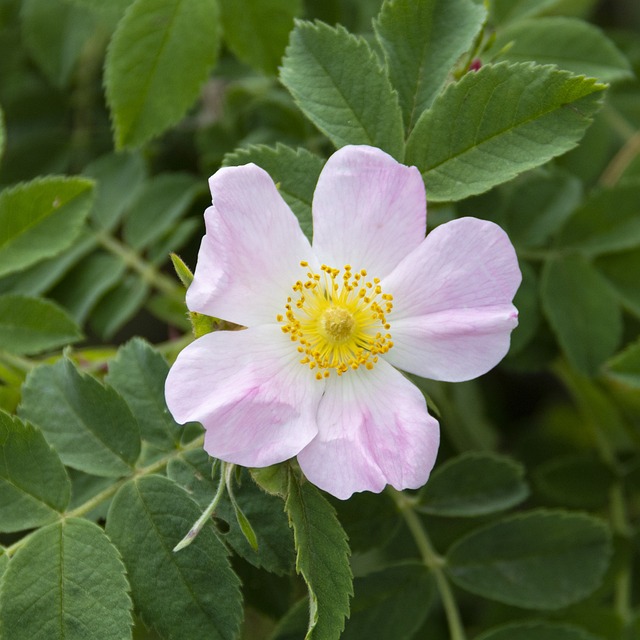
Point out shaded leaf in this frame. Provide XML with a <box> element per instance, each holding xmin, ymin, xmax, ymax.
<box><xmin>556</xmin><ymin>182</ymin><xmax>640</xmax><ymax>256</ymax></box>
<box><xmin>605</xmin><ymin>338</ymin><xmax>640</xmax><ymax>388</ymax></box>
<box><xmin>374</xmin><ymin>0</ymin><xmax>486</xmax><ymax>130</ymax></box>
<box><xmin>476</xmin><ymin>621</ymin><xmax>603</xmax><ymax>640</ymax></box>
<box><xmin>418</xmin><ymin>452</ymin><xmax>529</xmax><ymax>517</ymax></box>
<box><xmin>123</xmin><ymin>173</ymin><xmax>202</xmax><ymax>250</ymax></box>
<box><xmin>342</xmin><ymin>563</ymin><xmax>434</xmax><ymax>640</ymax></box>
<box><xmin>105</xmin><ymin>0</ymin><xmax>221</xmax><ymax>148</ymax></box>
<box><xmin>0</xmin><ymin>411</ymin><xmax>70</xmax><ymax>532</ymax></box>
<box><xmin>20</xmin><ymin>359</ymin><xmax>140</xmax><ymax>477</ymax></box>
<box><xmin>106</xmin><ymin>475</ymin><xmax>242</xmax><ymax>640</ymax></box>
<box><xmin>405</xmin><ymin>62</ymin><xmax>606</xmax><ymax>202</ymax></box>
<box><xmin>0</xmin><ymin>176</ymin><xmax>94</xmax><ymax>277</ymax></box>
<box><xmin>219</xmin><ymin>0</ymin><xmax>301</xmax><ymax>75</ymax></box>
<box><xmin>595</xmin><ymin>248</ymin><xmax>640</xmax><ymax>317</ymax></box>
<box><xmin>486</xmin><ymin>17</ymin><xmax>632</xmax><ymax>84</ymax></box>
<box><xmin>21</xmin><ymin>0</ymin><xmax>98</xmax><ymax>88</ymax></box>
<box><xmin>446</xmin><ymin>510</ymin><xmax>611</xmax><ymax>609</ymax></box>
<box><xmin>0</xmin><ymin>518</ymin><xmax>132</xmax><ymax>640</ymax></box>
<box><xmin>0</xmin><ymin>294</ymin><xmax>82</xmax><ymax>355</ymax></box>
<box><xmin>280</xmin><ymin>20</ymin><xmax>404</xmax><ymax>159</ymax></box>
<box><xmin>541</xmin><ymin>254</ymin><xmax>622</xmax><ymax>375</ymax></box>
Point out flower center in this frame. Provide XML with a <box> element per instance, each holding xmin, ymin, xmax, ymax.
<box><xmin>278</xmin><ymin>262</ymin><xmax>394</xmax><ymax>380</ymax></box>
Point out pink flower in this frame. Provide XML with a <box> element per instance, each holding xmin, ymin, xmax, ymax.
<box><xmin>165</xmin><ymin>145</ymin><xmax>521</xmax><ymax>499</ymax></box>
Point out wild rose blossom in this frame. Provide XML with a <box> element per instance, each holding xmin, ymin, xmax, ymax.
<box><xmin>165</xmin><ymin>145</ymin><xmax>521</xmax><ymax>499</ymax></box>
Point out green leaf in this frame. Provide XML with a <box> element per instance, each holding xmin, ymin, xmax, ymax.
<box><xmin>0</xmin><ymin>294</ymin><xmax>82</xmax><ymax>355</ymax></box>
<box><xmin>0</xmin><ymin>549</ymin><xmax>7</xmax><ymax>580</ymax></box>
<box><xmin>123</xmin><ymin>173</ymin><xmax>202</xmax><ymax>250</ymax></box>
<box><xmin>417</xmin><ymin>452</ymin><xmax>529</xmax><ymax>517</ymax></box>
<box><xmin>0</xmin><ymin>176</ymin><xmax>94</xmax><ymax>277</ymax></box>
<box><xmin>606</xmin><ymin>338</ymin><xmax>640</xmax><ymax>388</ymax></box>
<box><xmin>19</xmin><ymin>359</ymin><xmax>141</xmax><ymax>477</ymax></box>
<box><xmin>501</xmin><ymin>170</ymin><xmax>583</xmax><ymax>249</ymax></box>
<box><xmin>280</xmin><ymin>20</ymin><xmax>405</xmax><ymax>159</ymax></box>
<box><xmin>21</xmin><ymin>0</ymin><xmax>98</xmax><ymax>88</ymax></box>
<box><xmin>285</xmin><ymin>471</ymin><xmax>352</xmax><ymax>640</ymax></box>
<box><xmin>476</xmin><ymin>621</ymin><xmax>603</xmax><ymax>640</ymax></box>
<box><xmin>51</xmin><ymin>252</ymin><xmax>126</xmax><ymax>323</ymax></box>
<box><xmin>67</xmin><ymin>0</ymin><xmax>133</xmax><ymax>11</ymax></box>
<box><xmin>491</xmin><ymin>0</ymin><xmax>596</xmax><ymax>24</ymax></box>
<box><xmin>596</xmin><ymin>249</ymin><xmax>640</xmax><ymax>317</ymax></box>
<box><xmin>0</xmin><ymin>411</ymin><xmax>70</xmax><ymax>532</ymax></box>
<box><xmin>0</xmin><ymin>518</ymin><xmax>132</xmax><ymax>640</ymax></box>
<box><xmin>106</xmin><ymin>475</ymin><xmax>242</xmax><ymax>640</ymax></box>
<box><xmin>0</xmin><ymin>230</ymin><xmax>96</xmax><ymax>297</ymax></box>
<box><xmin>446</xmin><ymin>510</ymin><xmax>612</xmax><ymax>609</ymax></box>
<box><xmin>105</xmin><ymin>0</ymin><xmax>221</xmax><ymax>148</ymax></box>
<box><xmin>555</xmin><ymin>182</ymin><xmax>640</xmax><ymax>256</ymax></box>
<box><xmin>534</xmin><ymin>453</ymin><xmax>614</xmax><ymax>509</ymax></box>
<box><xmin>486</xmin><ymin>17</ymin><xmax>632</xmax><ymax>84</ymax></box>
<box><xmin>223</xmin><ymin>144</ymin><xmax>324</xmax><ymax>241</ymax></box>
<box><xmin>541</xmin><ymin>254</ymin><xmax>622</xmax><ymax>375</ymax></box>
<box><xmin>219</xmin><ymin>0</ymin><xmax>301</xmax><ymax>75</ymax></box>
<box><xmin>342</xmin><ymin>563</ymin><xmax>434</xmax><ymax>640</ymax></box>
<box><xmin>329</xmin><ymin>491</ymin><xmax>400</xmax><ymax>553</ymax></box>
<box><xmin>106</xmin><ymin>338</ymin><xmax>181</xmax><ymax>449</ymax></box>
<box><xmin>405</xmin><ymin>62</ymin><xmax>606</xmax><ymax>202</ymax></box>
<box><xmin>89</xmin><ymin>274</ymin><xmax>149</xmax><ymax>339</ymax></box>
<box><xmin>83</xmin><ymin>151</ymin><xmax>147</xmax><ymax>231</ymax></box>
<box><xmin>374</xmin><ymin>0</ymin><xmax>486</xmax><ymax>131</ymax></box>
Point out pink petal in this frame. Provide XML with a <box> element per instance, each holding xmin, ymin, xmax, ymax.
<box><xmin>297</xmin><ymin>360</ymin><xmax>440</xmax><ymax>500</ymax></box>
<box><xmin>186</xmin><ymin>164</ymin><xmax>315</xmax><ymax>327</ymax></box>
<box><xmin>311</xmin><ymin>145</ymin><xmax>426</xmax><ymax>279</ymax></box>
<box><xmin>165</xmin><ymin>326</ymin><xmax>322</xmax><ymax>467</ymax></box>
<box><xmin>381</xmin><ymin>217</ymin><xmax>521</xmax><ymax>381</ymax></box>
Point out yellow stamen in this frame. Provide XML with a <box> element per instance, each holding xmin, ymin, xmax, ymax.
<box><xmin>277</xmin><ymin>261</ymin><xmax>394</xmax><ymax>380</ymax></box>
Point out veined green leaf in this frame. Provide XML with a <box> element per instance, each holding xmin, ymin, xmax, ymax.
<box><xmin>0</xmin><ymin>176</ymin><xmax>94</xmax><ymax>277</ymax></box>
<box><xmin>486</xmin><ymin>17</ymin><xmax>632</xmax><ymax>84</ymax></box>
<box><xmin>106</xmin><ymin>475</ymin><xmax>242</xmax><ymax>640</ymax></box>
<box><xmin>219</xmin><ymin>0</ymin><xmax>301</xmax><ymax>75</ymax></box>
<box><xmin>105</xmin><ymin>0</ymin><xmax>221</xmax><ymax>148</ymax></box>
<box><xmin>0</xmin><ymin>411</ymin><xmax>70</xmax><ymax>532</ymax></box>
<box><xmin>280</xmin><ymin>20</ymin><xmax>405</xmax><ymax>159</ymax></box>
<box><xmin>0</xmin><ymin>518</ymin><xmax>132</xmax><ymax>640</ymax></box>
<box><xmin>0</xmin><ymin>294</ymin><xmax>82</xmax><ymax>355</ymax></box>
<box><xmin>223</xmin><ymin>144</ymin><xmax>324</xmax><ymax>241</ymax></box>
<box><xmin>491</xmin><ymin>0</ymin><xmax>596</xmax><ymax>24</ymax></box>
<box><xmin>106</xmin><ymin>338</ymin><xmax>181</xmax><ymax>449</ymax></box>
<box><xmin>417</xmin><ymin>452</ymin><xmax>529</xmax><ymax>517</ymax></box>
<box><xmin>541</xmin><ymin>254</ymin><xmax>622</xmax><ymax>375</ymax></box>
<box><xmin>446</xmin><ymin>510</ymin><xmax>611</xmax><ymax>609</ymax></box>
<box><xmin>405</xmin><ymin>62</ymin><xmax>606</xmax><ymax>201</ymax></box>
<box><xmin>19</xmin><ymin>359</ymin><xmax>141</xmax><ymax>477</ymax></box>
<box><xmin>285</xmin><ymin>471</ymin><xmax>352</xmax><ymax>640</ymax></box>
<box><xmin>374</xmin><ymin>0</ymin><xmax>486</xmax><ymax>131</ymax></box>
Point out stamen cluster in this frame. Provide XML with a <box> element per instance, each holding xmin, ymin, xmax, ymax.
<box><xmin>278</xmin><ymin>261</ymin><xmax>394</xmax><ymax>380</ymax></box>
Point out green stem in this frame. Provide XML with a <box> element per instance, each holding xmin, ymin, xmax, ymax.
<box><xmin>390</xmin><ymin>489</ymin><xmax>467</xmax><ymax>640</ymax></box>
<box><xmin>173</xmin><ymin>461</ymin><xmax>228</xmax><ymax>552</ymax></box>
<box><xmin>599</xmin><ymin>129</ymin><xmax>640</xmax><ymax>188</ymax></box>
<box><xmin>610</xmin><ymin>483</ymin><xmax>633</xmax><ymax>627</ymax></box>
<box><xmin>96</xmin><ymin>231</ymin><xmax>181</xmax><ymax>298</ymax></box>
<box><xmin>5</xmin><ymin>435</ymin><xmax>205</xmax><ymax>558</ymax></box>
